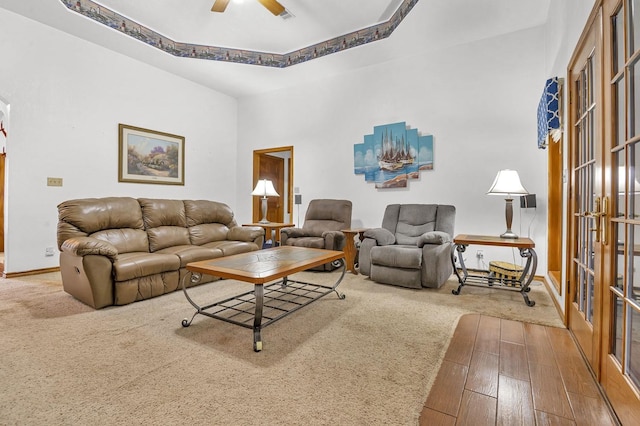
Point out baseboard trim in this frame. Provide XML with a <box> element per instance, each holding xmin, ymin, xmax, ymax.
<box><xmin>4</xmin><ymin>266</ymin><xmax>60</xmax><ymax>279</ymax></box>
<box><xmin>539</xmin><ymin>275</ymin><xmax>567</xmax><ymax>327</ymax></box>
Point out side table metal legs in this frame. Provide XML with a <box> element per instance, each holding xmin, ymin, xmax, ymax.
<box><xmin>452</xmin><ymin>244</ymin><xmax>538</xmax><ymax>307</ymax></box>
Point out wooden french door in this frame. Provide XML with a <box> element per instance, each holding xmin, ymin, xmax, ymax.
<box><xmin>568</xmin><ymin>7</ymin><xmax>604</xmax><ymax>373</ymax></box>
<box><xmin>569</xmin><ymin>1</ymin><xmax>640</xmax><ymax>422</ymax></box>
<box><xmin>600</xmin><ymin>0</ymin><xmax>640</xmax><ymax>423</ymax></box>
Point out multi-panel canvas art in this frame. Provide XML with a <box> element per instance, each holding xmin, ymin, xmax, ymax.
<box><xmin>354</xmin><ymin>122</ymin><xmax>433</xmax><ymax>188</ymax></box>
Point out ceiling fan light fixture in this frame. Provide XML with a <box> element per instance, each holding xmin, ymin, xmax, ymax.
<box><xmin>211</xmin><ymin>0</ymin><xmax>230</xmax><ymax>12</ymax></box>
<box><xmin>256</xmin><ymin>0</ymin><xmax>285</xmax><ymax>16</ymax></box>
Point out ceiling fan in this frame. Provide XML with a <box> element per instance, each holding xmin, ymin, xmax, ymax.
<box><xmin>211</xmin><ymin>0</ymin><xmax>286</xmax><ymax>16</ymax></box>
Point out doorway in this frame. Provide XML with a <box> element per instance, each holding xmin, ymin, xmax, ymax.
<box><xmin>252</xmin><ymin>146</ymin><xmax>293</xmax><ymax>224</ymax></box>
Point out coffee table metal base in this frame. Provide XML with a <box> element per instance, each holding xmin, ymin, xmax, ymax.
<box><xmin>181</xmin><ymin>265</ymin><xmax>346</xmax><ymax>352</ymax></box>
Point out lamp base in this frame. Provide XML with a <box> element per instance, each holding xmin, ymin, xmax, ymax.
<box><xmin>500</xmin><ymin>230</ymin><xmax>519</xmax><ymax>239</ymax></box>
<box><xmin>258</xmin><ymin>197</ymin><xmax>269</xmax><ymax>224</ymax></box>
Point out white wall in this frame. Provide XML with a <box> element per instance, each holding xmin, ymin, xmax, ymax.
<box><xmin>237</xmin><ymin>25</ymin><xmax>550</xmax><ymax>272</ymax></box>
<box><xmin>0</xmin><ymin>8</ymin><xmax>238</xmax><ymax>274</ymax></box>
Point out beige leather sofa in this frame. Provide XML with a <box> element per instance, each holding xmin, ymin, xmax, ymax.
<box><xmin>57</xmin><ymin>197</ymin><xmax>264</xmax><ymax>309</ymax></box>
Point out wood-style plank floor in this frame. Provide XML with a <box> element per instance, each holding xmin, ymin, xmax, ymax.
<box><xmin>420</xmin><ymin>314</ymin><xmax>620</xmax><ymax>425</ymax></box>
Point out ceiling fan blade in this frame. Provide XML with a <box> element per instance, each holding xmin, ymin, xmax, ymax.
<box><xmin>211</xmin><ymin>0</ymin><xmax>231</xmax><ymax>12</ymax></box>
<box><xmin>257</xmin><ymin>0</ymin><xmax>285</xmax><ymax>16</ymax></box>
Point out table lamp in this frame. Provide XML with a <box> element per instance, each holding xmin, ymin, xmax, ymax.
<box><xmin>251</xmin><ymin>179</ymin><xmax>279</xmax><ymax>224</ymax></box>
<box><xmin>487</xmin><ymin>169</ymin><xmax>529</xmax><ymax>239</ymax></box>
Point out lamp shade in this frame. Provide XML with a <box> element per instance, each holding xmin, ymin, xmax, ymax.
<box><xmin>487</xmin><ymin>170</ymin><xmax>529</xmax><ymax>196</ymax></box>
<box><xmin>251</xmin><ymin>179</ymin><xmax>279</xmax><ymax>197</ymax></box>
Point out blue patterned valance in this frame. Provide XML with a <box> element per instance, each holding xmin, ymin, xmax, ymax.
<box><xmin>537</xmin><ymin>77</ymin><xmax>562</xmax><ymax>149</ymax></box>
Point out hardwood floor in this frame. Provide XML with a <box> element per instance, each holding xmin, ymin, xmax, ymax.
<box><xmin>420</xmin><ymin>314</ymin><xmax>620</xmax><ymax>425</ymax></box>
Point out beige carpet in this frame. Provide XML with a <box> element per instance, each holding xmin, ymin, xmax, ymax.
<box><xmin>0</xmin><ymin>271</ymin><xmax>563</xmax><ymax>425</ymax></box>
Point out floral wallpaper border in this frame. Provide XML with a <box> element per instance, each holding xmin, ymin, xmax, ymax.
<box><xmin>60</xmin><ymin>0</ymin><xmax>419</xmax><ymax>68</ymax></box>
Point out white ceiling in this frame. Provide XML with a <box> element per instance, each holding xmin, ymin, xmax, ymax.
<box><xmin>0</xmin><ymin>0</ymin><xmax>552</xmax><ymax>99</ymax></box>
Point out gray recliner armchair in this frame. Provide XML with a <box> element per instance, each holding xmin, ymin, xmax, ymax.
<box><xmin>280</xmin><ymin>199</ymin><xmax>352</xmax><ymax>271</ymax></box>
<box><xmin>359</xmin><ymin>204</ymin><xmax>456</xmax><ymax>289</ymax></box>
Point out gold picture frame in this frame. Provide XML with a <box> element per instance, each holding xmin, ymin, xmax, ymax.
<box><xmin>118</xmin><ymin>123</ymin><xmax>185</xmax><ymax>185</ymax></box>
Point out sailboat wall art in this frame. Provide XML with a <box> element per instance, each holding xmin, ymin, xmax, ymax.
<box><xmin>354</xmin><ymin>121</ymin><xmax>433</xmax><ymax>188</ymax></box>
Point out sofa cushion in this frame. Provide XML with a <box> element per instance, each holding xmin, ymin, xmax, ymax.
<box><xmin>139</xmin><ymin>198</ymin><xmax>187</xmax><ymax>228</ymax></box>
<box><xmin>91</xmin><ymin>228</ymin><xmax>149</xmax><ymax>253</ymax></box>
<box><xmin>283</xmin><ymin>236</ymin><xmax>325</xmax><ymax>249</ymax></box>
<box><xmin>139</xmin><ymin>198</ymin><xmax>191</xmax><ymax>251</ymax></box>
<box><xmin>301</xmin><ymin>199</ymin><xmax>352</xmax><ymax>236</ymax></box>
<box><xmin>156</xmin><ymin>245</ymin><xmax>223</xmax><ymax>267</ymax></box>
<box><xmin>395</xmin><ymin>205</ymin><xmax>437</xmax><ymax>245</ymax></box>
<box><xmin>204</xmin><ymin>241</ymin><xmax>261</xmax><ymax>256</ymax></box>
<box><xmin>380</xmin><ymin>204</ymin><xmax>438</xmax><ymax>245</ymax></box>
<box><xmin>370</xmin><ymin>245</ymin><xmax>422</xmax><ymax>269</ymax></box>
<box><xmin>147</xmin><ymin>226</ymin><xmax>190</xmax><ymax>252</ymax></box>
<box><xmin>113</xmin><ymin>252</ymin><xmax>181</xmax><ymax>282</ymax></box>
<box><xmin>189</xmin><ymin>223</ymin><xmax>230</xmax><ymax>245</ymax></box>
<box><xmin>185</xmin><ymin>200</ymin><xmax>235</xmax><ymax>227</ymax></box>
<box><xmin>57</xmin><ymin>197</ymin><xmax>144</xmax><ymax>249</ymax></box>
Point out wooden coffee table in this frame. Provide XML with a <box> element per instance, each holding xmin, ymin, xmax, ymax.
<box><xmin>180</xmin><ymin>246</ymin><xmax>346</xmax><ymax>351</ymax></box>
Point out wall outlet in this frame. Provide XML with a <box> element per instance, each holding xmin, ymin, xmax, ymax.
<box><xmin>476</xmin><ymin>250</ymin><xmax>484</xmax><ymax>259</ymax></box>
<box><xmin>47</xmin><ymin>177</ymin><xmax>63</xmax><ymax>187</ymax></box>
<box><xmin>45</xmin><ymin>247</ymin><xmax>55</xmax><ymax>257</ymax></box>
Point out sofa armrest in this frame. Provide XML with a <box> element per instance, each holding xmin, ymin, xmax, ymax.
<box><xmin>61</xmin><ymin>237</ymin><xmax>118</xmax><ymax>260</ymax></box>
<box><xmin>416</xmin><ymin>231</ymin><xmax>452</xmax><ymax>248</ymax></box>
<box><xmin>229</xmin><ymin>226</ymin><xmax>264</xmax><ymax>243</ymax></box>
<box><xmin>322</xmin><ymin>230</ymin><xmax>346</xmax><ymax>250</ymax></box>
<box><xmin>280</xmin><ymin>227</ymin><xmax>306</xmax><ymax>246</ymax></box>
<box><xmin>420</xmin><ymin>242</ymin><xmax>454</xmax><ymax>288</ymax></box>
<box><xmin>280</xmin><ymin>227</ymin><xmax>306</xmax><ymax>238</ymax></box>
<box><xmin>363</xmin><ymin>228</ymin><xmax>395</xmax><ymax>245</ymax></box>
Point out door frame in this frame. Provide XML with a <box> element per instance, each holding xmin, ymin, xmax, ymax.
<box><xmin>252</xmin><ymin>146</ymin><xmax>293</xmax><ymax>223</ymax></box>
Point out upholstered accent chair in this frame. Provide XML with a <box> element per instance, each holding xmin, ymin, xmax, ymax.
<box><xmin>359</xmin><ymin>204</ymin><xmax>456</xmax><ymax>289</ymax></box>
<box><xmin>280</xmin><ymin>199</ymin><xmax>352</xmax><ymax>271</ymax></box>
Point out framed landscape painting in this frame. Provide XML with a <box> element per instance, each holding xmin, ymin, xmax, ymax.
<box><xmin>118</xmin><ymin>124</ymin><xmax>185</xmax><ymax>185</ymax></box>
